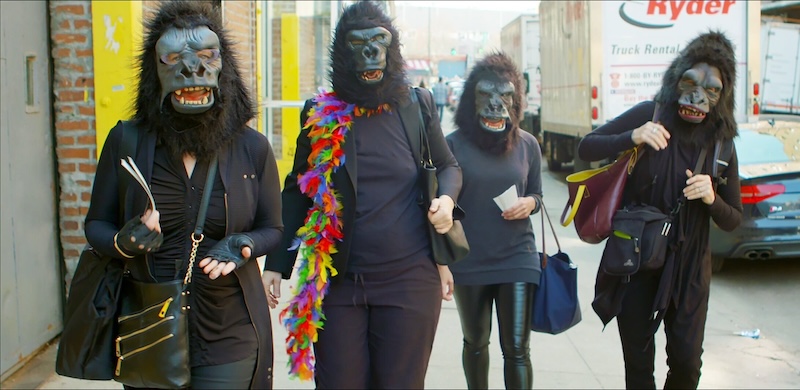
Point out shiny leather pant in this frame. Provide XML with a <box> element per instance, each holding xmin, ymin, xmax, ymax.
<box><xmin>453</xmin><ymin>282</ymin><xmax>537</xmax><ymax>390</ymax></box>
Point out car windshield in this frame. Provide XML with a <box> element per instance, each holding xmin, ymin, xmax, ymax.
<box><xmin>735</xmin><ymin>126</ymin><xmax>796</xmax><ymax>165</ymax></box>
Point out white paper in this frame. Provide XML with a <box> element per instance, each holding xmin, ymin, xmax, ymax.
<box><xmin>493</xmin><ymin>185</ymin><xmax>518</xmax><ymax>212</ymax></box>
<box><xmin>121</xmin><ymin>156</ymin><xmax>156</xmax><ymax>211</ymax></box>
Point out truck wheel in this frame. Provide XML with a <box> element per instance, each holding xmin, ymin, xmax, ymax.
<box><xmin>711</xmin><ymin>257</ymin><xmax>725</xmax><ymax>273</ymax></box>
<box><xmin>547</xmin><ymin>142</ymin><xmax>562</xmax><ymax>171</ymax></box>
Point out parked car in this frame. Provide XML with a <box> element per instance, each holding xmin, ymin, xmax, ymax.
<box><xmin>710</xmin><ymin>116</ymin><xmax>800</xmax><ymax>272</ymax></box>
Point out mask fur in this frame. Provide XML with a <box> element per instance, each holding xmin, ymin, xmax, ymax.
<box><xmin>654</xmin><ymin>30</ymin><xmax>738</xmax><ymax>147</ymax></box>
<box><xmin>133</xmin><ymin>0</ymin><xmax>255</xmax><ymax>161</ymax></box>
<box><xmin>455</xmin><ymin>52</ymin><xmax>524</xmax><ymax>154</ymax></box>
<box><xmin>330</xmin><ymin>1</ymin><xmax>409</xmax><ymax>108</ymax></box>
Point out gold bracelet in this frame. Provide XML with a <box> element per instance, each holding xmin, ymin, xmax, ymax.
<box><xmin>113</xmin><ymin>233</ymin><xmax>136</xmax><ymax>259</ymax></box>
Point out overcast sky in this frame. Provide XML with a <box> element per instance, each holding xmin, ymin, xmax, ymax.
<box><xmin>395</xmin><ymin>1</ymin><xmax>540</xmax><ymax>14</ymax></box>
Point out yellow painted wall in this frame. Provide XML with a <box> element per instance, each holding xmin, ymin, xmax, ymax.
<box><xmin>278</xmin><ymin>14</ymin><xmax>300</xmax><ymax>179</ymax></box>
<box><xmin>91</xmin><ymin>1</ymin><xmax>142</xmax><ymax>154</ymax></box>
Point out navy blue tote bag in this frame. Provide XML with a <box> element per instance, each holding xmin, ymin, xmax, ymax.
<box><xmin>531</xmin><ymin>203</ymin><xmax>582</xmax><ymax>334</ymax></box>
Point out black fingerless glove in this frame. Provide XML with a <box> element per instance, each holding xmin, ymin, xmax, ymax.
<box><xmin>205</xmin><ymin>234</ymin><xmax>255</xmax><ymax>269</ymax></box>
<box><xmin>115</xmin><ymin>216</ymin><xmax>164</xmax><ymax>257</ymax></box>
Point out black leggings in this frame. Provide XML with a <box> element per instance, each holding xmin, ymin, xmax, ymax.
<box><xmin>453</xmin><ymin>282</ymin><xmax>537</xmax><ymax>390</ymax></box>
<box><xmin>122</xmin><ymin>353</ymin><xmax>256</xmax><ymax>390</ymax></box>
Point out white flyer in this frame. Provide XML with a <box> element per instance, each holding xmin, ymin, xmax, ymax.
<box><xmin>493</xmin><ymin>185</ymin><xmax>518</xmax><ymax>212</ymax></box>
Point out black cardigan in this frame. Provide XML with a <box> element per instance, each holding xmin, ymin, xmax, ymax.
<box><xmin>85</xmin><ymin>121</ymin><xmax>283</xmax><ymax>389</ymax></box>
<box><xmin>267</xmin><ymin>88</ymin><xmax>462</xmax><ymax>280</ymax></box>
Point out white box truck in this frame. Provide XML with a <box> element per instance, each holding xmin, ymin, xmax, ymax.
<box><xmin>539</xmin><ymin>0</ymin><xmax>761</xmax><ymax>171</ymax></box>
<box><xmin>500</xmin><ymin>14</ymin><xmax>541</xmax><ymax>137</ymax></box>
<box><xmin>761</xmin><ymin>20</ymin><xmax>800</xmax><ymax>115</ymax></box>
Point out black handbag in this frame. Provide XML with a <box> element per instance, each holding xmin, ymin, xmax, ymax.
<box><xmin>411</xmin><ymin>88</ymin><xmax>470</xmax><ymax>266</ymax></box>
<box><xmin>113</xmin><ymin>155</ymin><xmax>217</xmax><ymax>389</ymax></box>
<box><xmin>56</xmin><ymin>120</ymin><xmax>137</xmax><ymax>380</ymax></box>
<box><xmin>531</xmin><ymin>201</ymin><xmax>582</xmax><ymax>334</ymax></box>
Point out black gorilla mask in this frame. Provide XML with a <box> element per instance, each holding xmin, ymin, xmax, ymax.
<box><xmin>677</xmin><ymin>62</ymin><xmax>722</xmax><ymax>123</ymax></box>
<box><xmin>474</xmin><ymin>79</ymin><xmax>514</xmax><ymax>132</ymax></box>
<box><xmin>346</xmin><ymin>27</ymin><xmax>391</xmax><ymax>85</ymax></box>
<box><xmin>155</xmin><ymin>26</ymin><xmax>222</xmax><ymax>114</ymax></box>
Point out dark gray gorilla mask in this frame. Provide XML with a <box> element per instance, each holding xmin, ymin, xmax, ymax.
<box><xmin>474</xmin><ymin>79</ymin><xmax>514</xmax><ymax>132</ymax></box>
<box><xmin>156</xmin><ymin>26</ymin><xmax>221</xmax><ymax>114</ymax></box>
<box><xmin>346</xmin><ymin>26</ymin><xmax>391</xmax><ymax>85</ymax></box>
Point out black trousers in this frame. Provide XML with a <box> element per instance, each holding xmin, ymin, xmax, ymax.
<box><xmin>122</xmin><ymin>353</ymin><xmax>256</xmax><ymax>390</ymax></box>
<box><xmin>312</xmin><ymin>260</ymin><xmax>442</xmax><ymax>389</ymax></box>
<box><xmin>453</xmin><ymin>282</ymin><xmax>537</xmax><ymax>390</ymax></box>
<box><xmin>617</xmin><ymin>270</ymin><xmax>709</xmax><ymax>389</ymax></box>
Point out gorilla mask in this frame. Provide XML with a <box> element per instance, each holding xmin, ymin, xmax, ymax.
<box><xmin>156</xmin><ymin>26</ymin><xmax>221</xmax><ymax>114</ymax></box>
<box><xmin>346</xmin><ymin>27</ymin><xmax>391</xmax><ymax>85</ymax></box>
<box><xmin>475</xmin><ymin>79</ymin><xmax>514</xmax><ymax>132</ymax></box>
<box><xmin>676</xmin><ymin>62</ymin><xmax>722</xmax><ymax>123</ymax></box>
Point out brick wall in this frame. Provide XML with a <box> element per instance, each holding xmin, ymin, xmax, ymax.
<box><xmin>49</xmin><ymin>0</ymin><xmax>95</xmax><ymax>280</ymax></box>
<box><xmin>50</xmin><ymin>0</ymin><xmax>260</xmax><ymax>284</ymax></box>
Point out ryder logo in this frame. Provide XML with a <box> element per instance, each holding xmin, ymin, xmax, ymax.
<box><xmin>619</xmin><ymin>0</ymin><xmax>737</xmax><ymax>29</ymax></box>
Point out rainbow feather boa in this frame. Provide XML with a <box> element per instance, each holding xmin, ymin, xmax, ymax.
<box><xmin>281</xmin><ymin>91</ymin><xmax>389</xmax><ymax>380</ymax></box>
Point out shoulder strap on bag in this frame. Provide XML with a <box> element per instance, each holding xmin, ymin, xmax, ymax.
<box><xmin>409</xmin><ymin>87</ymin><xmax>433</xmax><ymax>168</ymax></box>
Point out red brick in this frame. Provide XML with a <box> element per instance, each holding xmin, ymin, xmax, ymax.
<box><xmin>76</xmin><ymin>180</ymin><xmax>92</xmax><ymax>187</ymax></box>
<box><xmin>81</xmin><ymin>192</ymin><xmax>92</xmax><ymax>202</ymax></box>
<box><xmin>64</xmin><ymin>249</ymin><xmax>80</xmax><ymax>258</ymax></box>
<box><xmin>61</xmin><ymin>192</ymin><xmax>77</xmax><ymax>202</ymax></box>
<box><xmin>53</xmin><ymin>33</ymin><xmax>87</xmax><ymax>44</ymax></box>
<box><xmin>62</xmin><ymin>221</ymin><xmax>79</xmax><ymax>230</ymax></box>
<box><xmin>57</xmin><ymin>90</ymin><xmax>85</xmax><ymax>102</ymax></box>
<box><xmin>57</xmin><ymin>104</ymin><xmax>74</xmax><ymax>113</ymax></box>
<box><xmin>78</xmin><ymin>105</ymin><xmax>95</xmax><ymax>116</ymax></box>
<box><xmin>64</xmin><ymin>236</ymin><xmax>87</xmax><ymax>244</ymax></box>
<box><xmin>77</xmin><ymin>135</ymin><xmax>95</xmax><ymax>145</ymax></box>
<box><xmin>58</xmin><ymin>147</ymin><xmax>90</xmax><ymax>159</ymax></box>
<box><xmin>55</xmin><ymin>4</ymin><xmax>85</xmax><ymax>15</ymax></box>
<box><xmin>74</xmin><ymin>19</ymin><xmax>91</xmax><ymax>29</ymax></box>
<box><xmin>63</xmin><ymin>206</ymin><xmax>81</xmax><ymax>216</ymax></box>
<box><xmin>76</xmin><ymin>49</ymin><xmax>92</xmax><ymax>57</ymax></box>
<box><xmin>78</xmin><ymin>163</ymin><xmax>95</xmax><ymax>173</ymax></box>
<box><xmin>58</xmin><ymin>163</ymin><xmax>76</xmax><ymax>173</ymax></box>
<box><xmin>75</xmin><ymin>78</ymin><xmax>93</xmax><ymax>88</ymax></box>
<box><xmin>58</xmin><ymin>19</ymin><xmax>70</xmax><ymax>29</ymax></box>
<box><xmin>56</xmin><ymin>120</ymin><xmax>90</xmax><ymax>131</ymax></box>
<box><xmin>64</xmin><ymin>63</ymin><xmax>85</xmax><ymax>73</ymax></box>
<box><xmin>57</xmin><ymin>136</ymin><xmax>75</xmax><ymax>145</ymax></box>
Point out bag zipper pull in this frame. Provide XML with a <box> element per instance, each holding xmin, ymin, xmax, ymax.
<box><xmin>634</xmin><ymin>237</ymin><xmax>640</xmax><ymax>253</ymax></box>
<box><xmin>158</xmin><ymin>297</ymin><xmax>173</xmax><ymax>318</ymax></box>
<box><xmin>115</xmin><ymin>356</ymin><xmax>123</xmax><ymax>376</ymax></box>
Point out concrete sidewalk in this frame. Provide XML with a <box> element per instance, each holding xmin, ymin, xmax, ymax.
<box><xmin>6</xmin><ymin>244</ymin><xmax>799</xmax><ymax>389</ymax></box>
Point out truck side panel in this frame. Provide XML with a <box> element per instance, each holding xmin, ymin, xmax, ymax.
<box><xmin>761</xmin><ymin>21</ymin><xmax>800</xmax><ymax>114</ymax></box>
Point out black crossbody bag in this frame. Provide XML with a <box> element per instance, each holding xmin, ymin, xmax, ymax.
<box><xmin>601</xmin><ymin>146</ymin><xmax>708</xmax><ymax>281</ymax></box>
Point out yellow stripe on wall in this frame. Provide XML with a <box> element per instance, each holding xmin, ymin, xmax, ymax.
<box><xmin>91</xmin><ymin>1</ymin><xmax>142</xmax><ymax>155</ymax></box>
<box><xmin>278</xmin><ymin>13</ymin><xmax>300</xmax><ymax>179</ymax></box>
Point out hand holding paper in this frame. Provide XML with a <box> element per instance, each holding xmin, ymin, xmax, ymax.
<box><xmin>121</xmin><ymin>156</ymin><xmax>156</xmax><ymax>211</ymax></box>
<box><xmin>493</xmin><ymin>185</ymin><xmax>518</xmax><ymax>212</ymax></box>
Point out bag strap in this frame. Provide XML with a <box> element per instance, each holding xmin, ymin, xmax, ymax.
<box><xmin>539</xmin><ymin>200</ymin><xmax>561</xmax><ymax>269</ymax></box>
<box><xmin>410</xmin><ymin>87</ymin><xmax>434</xmax><ymax>168</ymax></box>
<box><xmin>182</xmin><ymin>154</ymin><xmax>218</xmax><ymax>286</ymax></box>
<box><xmin>670</xmin><ymin>146</ymin><xmax>708</xmax><ymax>216</ymax></box>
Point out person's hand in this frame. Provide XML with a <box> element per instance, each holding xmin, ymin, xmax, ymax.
<box><xmin>437</xmin><ymin>264</ymin><xmax>454</xmax><ymax>301</ymax></box>
<box><xmin>115</xmin><ymin>209</ymin><xmax>163</xmax><ymax>257</ymax></box>
<box><xmin>261</xmin><ymin>270</ymin><xmax>282</xmax><ymax>309</ymax></box>
<box><xmin>199</xmin><ymin>234</ymin><xmax>254</xmax><ymax>280</ymax></box>
<box><xmin>631</xmin><ymin>121</ymin><xmax>670</xmax><ymax>151</ymax></box>
<box><xmin>684</xmin><ymin>169</ymin><xmax>715</xmax><ymax>205</ymax></box>
<box><xmin>428</xmin><ymin>195</ymin><xmax>455</xmax><ymax>234</ymax></box>
<box><xmin>502</xmin><ymin>196</ymin><xmax>537</xmax><ymax>220</ymax></box>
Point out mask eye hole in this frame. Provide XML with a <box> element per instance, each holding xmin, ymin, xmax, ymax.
<box><xmin>160</xmin><ymin>53</ymin><xmax>181</xmax><ymax>65</ymax></box>
<box><xmin>197</xmin><ymin>48</ymin><xmax>220</xmax><ymax>63</ymax></box>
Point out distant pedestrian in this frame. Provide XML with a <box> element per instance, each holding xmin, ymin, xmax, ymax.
<box><xmin>433</xmin><ymin>76</ymin><xmax>449</xmax><ymax>122</ymax></box>
<box><xmin>419</xmin><ymin>79</ymin><xmax>427</xmax><ymax>89</ymax></box>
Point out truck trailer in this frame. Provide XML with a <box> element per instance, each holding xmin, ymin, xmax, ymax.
<box><xmin>761</xmin><ymin>19</ymin><xmax>800</xmax><ymax>115</ymax></box>
<box><xmin>500</xmin><ymin>14</ymin><xmax>541</xmax><ymax>138</ymax></box>
<box><xmin>539</xmin><ymin>0</ymin><xmax>761</xmax><ymax>171</ymax></box>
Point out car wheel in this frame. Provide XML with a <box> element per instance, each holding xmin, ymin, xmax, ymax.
<box><xmin>711</xmin><ymin>256</ymin><xmax>725</xmax><ymax>273</ymax></box>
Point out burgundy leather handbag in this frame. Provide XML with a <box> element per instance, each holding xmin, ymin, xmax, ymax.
<box><xmin>560</xmin><ymin>146</ymin><xmax>642</xmax><ymax>244</ymax></box>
